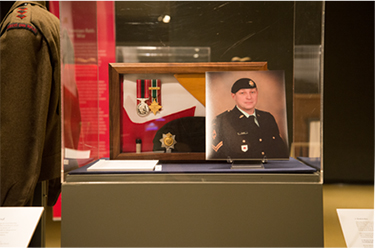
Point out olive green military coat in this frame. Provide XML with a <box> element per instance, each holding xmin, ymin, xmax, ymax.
<box><xmin>0</xmin><ymin>1</ymin><xmax>61</xmax><ymax>206</ymax></box>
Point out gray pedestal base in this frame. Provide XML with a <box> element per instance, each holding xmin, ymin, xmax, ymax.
<box><xmin>61</xmin><ymin>172</ymin><xmax>323</xmax><ymax>247</ymax></box>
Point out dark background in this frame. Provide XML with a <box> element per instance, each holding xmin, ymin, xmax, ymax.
<box><xmin>323</xmin><ymin>1</ymin><xmax>374</xmax><ymax>183</ymax></box>
<box><xmin>1</xmin><ymin>1</ymin><xmax>373</xmax><ymax>183</ymax></box>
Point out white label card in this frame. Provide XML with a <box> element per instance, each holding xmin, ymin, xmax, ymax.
<box><xmin>0</xmin><ymin>207</ymin><xmax>44</xmax><ymax>247</ymax></box>
<box><xmin>87</xmin><ymin>159</ymin><xmax>159</xmax><ymax>171</ymax></box>
<box><xmin>337</xmin><ymin>209</ymin><xmax>374</xmax><ymax>248</ymax></box>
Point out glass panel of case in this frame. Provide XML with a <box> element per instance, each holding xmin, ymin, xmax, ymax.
<box><xmin>60</xmin><ymin>1</ymin><xmax>100</xmax><ymax>175</ymax></box>
<box><xmin>61</xmin><ymin>1</ymin><xmax>324</xmax><ymax>182</ymax></box>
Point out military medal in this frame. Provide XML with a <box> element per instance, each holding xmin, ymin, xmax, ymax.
<box><xmin>160</xmin><ymin>132</ymin><xmax>177</xmax><ymax>153</ymax></box>
<box><xmin>136</xmin><ymin>79</ymin><xmax>150</xmax><ymax>117</ymax></box>
<box><xmin>149</xmin><ymin>99</ymin><xmax>162</xmax><ymax>115</ymax></box>
<box><xmin>149</xmin><ymin>79</ymin><xmax>162</xmax><ymax>115</ymax></box>
<box><xmin>137</xmin><ymin>99</ymin><xmax>150</xmax><ymax>117</ymax></box>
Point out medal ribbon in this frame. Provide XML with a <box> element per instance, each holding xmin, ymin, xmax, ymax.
<box><xmin>136</xmin><ymin>79</ymin><xmax>150</xmax><ymax>99</ymax></box>
<box><xmin>150</xmin><ymin>79</ymin><xmax>161</xmax><ymax>104</ymax></box>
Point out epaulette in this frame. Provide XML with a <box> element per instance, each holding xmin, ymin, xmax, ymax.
<box><xmin>216</xmin><ymin>109</ymin><xmax>231</xmax><ymax>119</ymax></box>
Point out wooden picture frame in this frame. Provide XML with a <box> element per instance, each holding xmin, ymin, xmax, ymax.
<box><xmin>109</xmin><ymin>62</ymin><xmax>268</xmax><ymax>160</ymax></box>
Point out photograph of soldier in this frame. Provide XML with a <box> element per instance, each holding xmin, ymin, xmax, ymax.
<box><xmin>206</xmin><ymin>71</ymin><xmax>289</xmax><ymax>160</ymax></box>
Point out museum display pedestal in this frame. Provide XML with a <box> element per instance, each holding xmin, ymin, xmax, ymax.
<box><xmin>61</xmin><ymin>159</ymin><xmax>323</xmax><ymax>247</ymax></box>
<box><xmin>58</xmin><ymin>2</ymin><xmax>325</xmax><ymax>247</ymax></box>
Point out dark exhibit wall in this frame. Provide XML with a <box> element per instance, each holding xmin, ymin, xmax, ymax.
<box><xmin>323</xmin><ymin>1</ymin><xmax>374</xmax><ymax>183</ymax></box>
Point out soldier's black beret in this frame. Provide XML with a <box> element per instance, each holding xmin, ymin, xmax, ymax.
<box><xmin>231</xmin><ymin>78</ymin><xmax>257</xmax><ymax>93</ymax></box>
<box><xmin>153</xmin><ymin>117</ymin><xmax>205</xmax><ymax>152</ymax></box>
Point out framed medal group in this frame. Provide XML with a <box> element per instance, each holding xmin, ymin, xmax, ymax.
<box><xmin>109</xmin><ymin>62</ymin><xmax>268</xmax><ymax>161</ymax></box>
<box><xmin>136</xmin><ymin>79</ymin><xmax>162</xmax><ymax>116</ymax></box>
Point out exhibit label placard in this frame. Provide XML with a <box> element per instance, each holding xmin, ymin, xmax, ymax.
<box><xmin>0</xmin><ymin>207</ymin><xmax>43</xmax><ymax>247</ymax></box>
<box><xmin>337</xmin><ymin>209</ymin><xmax>374</xmax><ymax>248</ymax></box>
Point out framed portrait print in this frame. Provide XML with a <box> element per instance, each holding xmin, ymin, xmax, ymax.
<box><xmin>206</xmin><ymin>70</ymin><xmax>289</xmax><ymax>161</ymax></box>
<box><xmin>109</xmin><ymin>62</ymin><xmax>267</xmax><ymax>161</ymax></box>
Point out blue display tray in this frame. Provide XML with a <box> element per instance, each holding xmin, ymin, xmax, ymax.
<box><xmin>68</xmin><ymin>157</ymin><xmax>317</xmax><ymax>175</ymax></box>
<box><xmin>297</xmin><ymin>157</ymin><xmax>321</xmax><ymax>170</ymax></box>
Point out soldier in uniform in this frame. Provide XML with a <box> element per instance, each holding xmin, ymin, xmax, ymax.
<box><xmin>0</xmin><ymin>1</ymin><xmax>61</xmax><ymax>206</ymax></box>
<box><xmin>210</xmin><ymin>78</ymin><xmax>288</xmax><ymax>160</ymax></box>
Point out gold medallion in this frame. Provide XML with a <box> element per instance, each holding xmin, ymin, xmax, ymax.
<box><xmin>160</xmin><ymin>132</ymin><xmax>177</xmax><ymax>153</ymax></box>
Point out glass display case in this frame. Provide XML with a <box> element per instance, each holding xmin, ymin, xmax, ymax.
<box><xmin>60</xmin><ymin>2</ymin><xmax>325</xmax><ymax>247</ymax></box>
<box><xmin>61</xmin><ymin>1</ymin><xmax>324</xmax><ymax>179</ymax></box>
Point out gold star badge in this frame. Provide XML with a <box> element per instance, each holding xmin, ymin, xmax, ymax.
<box><xmin>149</xmin><ymin>99</ymin><xmax>162</xmax><ymax>115</ymax></box>
<box><xmin>160</xmin><ymin>132</ymin><xmax>177</xmax><ymax>153</ymax></box>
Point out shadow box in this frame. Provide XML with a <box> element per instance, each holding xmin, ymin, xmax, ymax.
<box><xmin>109</xmin><ymin>62</ymin><xmax>268</xmax><ymax>161</ymax></box>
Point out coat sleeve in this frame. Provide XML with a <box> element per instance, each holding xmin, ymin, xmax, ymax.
<box><xmin>210</xmin><ymin>115</ymin><xmax>228</xmax><ymax>159</ymax></box>
<box><xmin>266</xmin><ymin>113</ymin><xmax>289</xmax><ymax>158</ymax></box>
<box><xmin>0</xmin><ymin>25</ymin><xmax>52</xmax><ymax>205</ymax></box>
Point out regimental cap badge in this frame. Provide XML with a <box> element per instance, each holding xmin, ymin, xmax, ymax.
<box><xmin>249</xmin><ymin>80</ymin><xmax>255</xmax><ymax>87</ymax></box>
<box><xmin>160</xmin><ymin>132</ymin><xmax>177</xmax><ymax>153</ymax></box>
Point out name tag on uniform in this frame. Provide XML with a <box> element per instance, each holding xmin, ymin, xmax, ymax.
<box><xmin>237</xmin><ymin>132</ymin><xmax>248</xmax><ymax>136</ymax></box>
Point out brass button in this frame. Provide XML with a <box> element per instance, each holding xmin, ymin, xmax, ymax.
<box><xmin>242</xmin><ymin>140</ymin><xmax>246</xmax><ymax>143</ymax></box>
<box><xmin>272</xmin><ymin>136</ymin><xmax>276</xmax><ymax>139</ymax></box>
<box><xmin>259</xmin><ymin>138</ymin><xmax>262</xmax><ymax>142</ymax></box>
<box><xmin>261</xmin><ymin>152</ymin><xmax>265</xmax><ymax>155</ymax></box>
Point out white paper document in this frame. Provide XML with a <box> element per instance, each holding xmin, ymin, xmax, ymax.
<box><xmin>87</xmin><ymin>159</ymin><xmax>159</xmax><ymax>171</ymax></box>
<box><xmin>337</xmin><ymin>209</ymin><xmax>374</xmax><ymax>248</ymax></box>
<box><xmin>64</xmin><ymin>147</ymin><xmax>91</xmax><ymax>159</ymax></box>
<box><xmin>0</xmin><ymin>207</ymin><xmax>44</xmax><ymax>247</ymax></box>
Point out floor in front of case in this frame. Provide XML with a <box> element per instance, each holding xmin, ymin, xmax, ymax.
<box><xmin>323</xmin><ymin>184</ymin><xmax>374</xmax><ymax>247</ymax></box>
<box><xmin>45</xmin><ymin>184</ymin><xmax>374</xmax><ymax>247</ymax></box>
